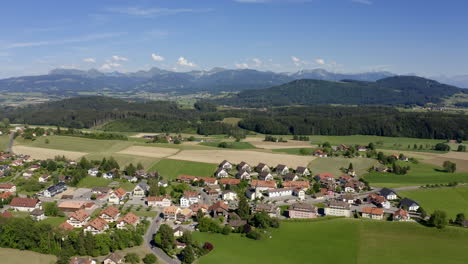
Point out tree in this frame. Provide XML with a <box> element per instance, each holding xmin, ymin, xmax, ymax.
<box><xmin>221</xmin><ymin>225</ymin><xmax>231</xmax><ymax>235</ymax></box>
<box><xmin>237</xmin><ymin>195</ymin><xmax>250</xmax><ymax>220</ymax></box>
<box><xmin>43</xmin><ymin>202</ymin><xmax>63</xmax><ymax>217</ymax></box>
<box><xmin>368</xmin><ymin>142</ymin><xmax>375</xmax><ymax>150</ymax></box>
<box><xmin>428</xmin><ymin>210</ymin><xmax>448</xmax><ymax>229</ymax></box>
<box><xmin>142</xmin><ymin>254</ymin><xmax>157</xmax><ymax>264</ymax></box>
<box><xmin>125</xmin><ymin>253</ymin><xmax>140</xmax><ymax>264</ymax></box>
<box><xmin>457</xmin><ymin>145</ymin><xmax>466</xmax><ymax>152</ymax></box>
<box><xmin>251</xmin><ymin>212</ymin><xmax>271</xmax><ymax>229</ymax></box>
<box><xmin>455</xmin><ymin>213</ymin><xmax>465</xmax><ymax>226</ymax></box>
<box><xmin>154</xmin><ymin>224</ymin><xmax>175</xmax><ymax>254</ymax></box>
<box><xmin>348</xmin><ymin>163</ymin><xmax>354</xmax><ymax>172</ymax></box>
<box><xmin>136</xmin><ymin>162</ymin><xmax>144</xmax><ymax>171</ymax></box>
<box><xmin>180</xmin><ymin>245</ymin><xmax>196</xmax><ymax>264</ymax></box>
<box><xmin>417</xmin><ymin>207</ymin><xmax>427</xmax><ymax>219</ymax></box>
<box><xmin>312</xmin><ymin>182</ymin><xmax>321</xmax><ymax>193</ymax></box>
<box><xmin>443</xmin><ymin>161</ymin><xmax>457</xmax><ymax>173</ymax></box>
<box><xmin>125</xmin><ymin>163</ymin><xmax>137</xmax><ymax>177</ymax></box>
<box><xmin>434</xmin><ymin>143</ymin><xmax>450</xmax><ymax>151</ymax></box>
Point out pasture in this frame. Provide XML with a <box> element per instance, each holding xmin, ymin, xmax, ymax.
<box><xmin>0</xmin><ymin>135</ymin><xmax>10</xmax><ymax>151</ymax></box>
<box><xmin>200</xmin><ymin>142</ymin><xmax>257</xmax><ymax>149</ymax></box>
<box><xmin>308</xmin><ymin>157</ymin><xmax>377</xmax><ymax>176</ymax></box>
<box><xmin>194</xmin><ymin>219</ymin><xmax>468</xmax><ymax>264</ymax></box>
<box><xmin>149</xmin><ymin>159</ymin><xmax>218</xmax><ymax>180</ymax></box>
<box><xmin>12</xmin><ymin>145</ymin><xmax>87</xmax><ymax>160</ymax></box>
<box><xmin>0</xmin><ymin>248</ymin><xmax>56</xmax><ymax>264</ymax></box>
<box><xmin>399</xmin><ymin>187</ymin><xmax>468</xmax><ymax>217</ymax></box>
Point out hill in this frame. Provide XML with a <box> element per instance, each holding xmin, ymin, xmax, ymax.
<box><xmin>216</xmin><ymin>76</ymin><xmax>465</xmax><ymax>107</ymax></box>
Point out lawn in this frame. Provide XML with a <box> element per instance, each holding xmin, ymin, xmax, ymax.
<box><xmin>200</xmin><ymin>142</ymin><xmax>257</xmax><ymax>149</ymax></box>
<box><xmin>131</xmin><ymin>210</ymin><xmax>159</xmax><ymax>218</ymax></box>
<box><xmin>0</xmin><ymin>135</ymin><xmax>10</xmax><ymax>151</ymax></box>
<box><xmin>364</xmin><ymin>162</ymin><xmax>468</xmax><ymax>188</ymax></box>
<box><xmin>149</xmin><ymin>159</ymin><xmax>218</xmax><ymax>180</ymax></box>
<box><xmin>399</xmin><ymin>187</ymin><xmax>468</xmax><ymax>218</ymax></box>
<box><xmin>42</xmin><ymin>216</ymin><xmax>67</xmax><ymax>227</ymax></box>
<box><xmin>76</xmin><ymin>176</ymin><xmax>112</xmax><ymax>188</ymax></box>
<box><xmin>0</xmin><ymin>248</ymin><xmax>57</xmax><ymax>264</ymax></box>
<box><xmin>308</xmin><ymin>157</ymin><xmax>378</xmax><ymax>176</ymax></box>
<box><xmin>194</xmin><ymin>219</ymin><xmax>468</xmax><ymax>264</ymax></box>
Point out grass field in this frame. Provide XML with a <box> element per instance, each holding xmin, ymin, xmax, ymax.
<box><xmin>308</xmin><ymin>157</ymin><xmax>378</xmax><ymax>176</ymax></box>
<box><xmin>364</xmin><ymin>162</ymin><xmax>468</xmax><ymax>188</ymax></box>
<box><xmin>149</xmin><ymin>159</ymin><xmax>218</xmax><ymax>180</ymax></box>
<box><xmin>194</xmin><ymin>219</ymin><xmax>468</xmax><ymax>264</ymax></box>
<box><xmin>76</xmin><ymin>177</ymin><xmax>112</xmax><ymax>188</ymax></box>
<box><xmin>0</xmin><ymin>135</ymin><xmax>10</xmax><ymax>151</ymax></box>
<box><xmin>271</xmin><ymin>148</ymin><xmax>315</xmax><ymax>155</ymax></box>
<box><xmin>200</xmin><ymin>142</ymin><xmax>257</xmax><ymax>149</ymax></box>
<box><xmin>42</xmin><ymin>216</ymin><xmax>67</xmax><ymax>227</ymax></box>
<box><xmin>0</xmin><ymin>248</ymin><xmax>57</xmax><ymax>264</ymax></box>
<box><xmin>17</xmin><ymin>136</ymin><xmax>134</xmax><ymax>153</ymax></box>
<box><xmin>399</xmin><ymin>187</ymin><xmax>468</xmax><ymax>217</ymax></box>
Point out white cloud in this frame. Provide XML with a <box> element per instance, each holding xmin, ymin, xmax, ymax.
<box><xmin>99</xmin><ymin>62</ymin><xmax>121</xmax><ymax>71</ymax></box>
<box><xmin>108</xmin><ymin>7</ymin><xmax>213</xmax><ymax>17</ymax></box>
<box><xmin>151</xmin><ymin>53</ymin><xmax>165</xmax><ymax>62</ymax></box>
<box><xmin>235</xmin><ymin>63</ymin><xmax>249</xmax><ymax>69</ymax></box>
<box><xmin>83</xmin><ymin>58</ymin><xmax>96</xmax><ymax>63</ymax></box>
<box><xmin>177</xmin><ymin>57</ymin><xmax>196</xmax><ymax>67</ymax></box>
<box><xmin>250</xmin><ymin>58</ymin><xmax>262</xmax><ymax>67</ymax></box>
<box><xmin>291</xmin><ymin>56</ymin><xmax>310</xmax><ymax>67</ymax></box>
<box><xmin>351</xmin><ymin>0</ymin><xmax>372</xmax><ymax>5</ymax></box>
<box><xmin>112</xmin><ymin>55</ymin><xmax>128</xmax><ymax>61</ymax></box>
<box><xmin>315</xmin><ymin>58</ymin><xmax>325</xmax><ymax>65</ymax></box>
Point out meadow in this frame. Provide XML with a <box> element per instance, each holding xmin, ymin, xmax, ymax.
<box><xmin>399</xmin><ymin>187</ymin><xmax>468</xmax><ymax>217</ymax></box>
<box><xmin>0</xmin><ymin>248</ymin><xmax>57</xmax><ymax>264</ymax></box>
<box><xmin>364</xmin><ymin>162</ymin><xmax>468</xmax><ymax>188</ymax></box>
<box><xmin>308</xmin><ymin>157</ymin><xmax>378</xmax><ymax>176</ymax></box>
<box><xmin>200</xmin><ymin>141</ymin><xmax>257</xmax><ymax>149</ymax></box>
<box><xmin>193</xmin><ymin>219</ymin><xmax>468</xmax><ymax>264</ymax></box>
<box><xmin>149</xmin><ymin>159</ymin><xmax>218</xmax><ymax>180</ymax></box>
<box><xmin>0</xmin><ymin>135</ymin><xmax>10</xmax><ymax>151</ymax></box>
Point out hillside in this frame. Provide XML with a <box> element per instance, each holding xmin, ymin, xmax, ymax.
<box><xmin>216</xmin><ymin>76</ymin><xmax>465</xmax><ymax>107</ymax></box>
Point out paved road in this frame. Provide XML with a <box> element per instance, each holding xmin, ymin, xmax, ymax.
<box><xmin>143</xmin><ymin>214</ymin><xmax>181</xmax><ymax>264</ymax></box>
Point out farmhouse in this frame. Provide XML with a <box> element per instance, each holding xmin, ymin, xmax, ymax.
<box><xmin>9</xmin><ymin>197</ymin><xmax>41</xmax><ymax>212</ymax></box>
<box><xmin>399</xmin><ymin>198</ymin><xmax>420</xmax><ymax>211</ymax></box>
<box><xmin>116</xmin><ymin>213</ymin><xmax>140</xmax><ymax>229</ymax></box>
<box><xmin>67</xmin><ymin>209</ymin><xmax>91</xmax><ymax>228</ymax></box>
<box><xmin>214</xmin><ymin>168</ymin><xmax>229</xmax><ymax>178</ymax></box>
<box><xmin>84</xmin><ymin>217</ymin><xmax>109</xmax><ymax>234</ymax></box>
<box><xmin>275</xmin><ymin>164</ymin><xmax>289</xmax><ymax>175</ymax></box>
<box><xmin>132</xmin><ymin>182</ymin><xmax>149</xmax><ymax>197</ymax></box>
<box><xmin>267</xmin><ymin>188</ymin><xmax>293</xmax><ymax>198</ymax></box>
<box><xmin>253</xmin><ymin>203</ymin><xmax>280</xmax><ymax>218</ymax></box>
<box><xmin>147</xmin><ymin>195</ymin><xmax>172</xmax><ymax>207</ymax></box>
<box><xmin>379</xmin><ymin>188</ymin><xmax>398</xmax><ymax>200</ymax></box>
<box><xmin>296</xmin><ymin>166</ymin><xmax>310</xmax><ymax>176</ymax></box>
<box><xmin>0</xmin><ymin>183</ymin><xmax>16</xmax><ymax>193</ymax></box>
<box><xmin>255</xmin><ymin>163</ymin><xmax>270</xmax><ymax>173</ymax></box>
<box><xmin>251</xmin><ymin>180</ymin><xmax>277</xmax><ymax>191</ymax></box>
<box><xmin>288</xmin><ymin>203</ymin><xmax>317</xmax><ymax>219</ymax></box>
<box><xmin>324</xmin><ymin>200</ymin><xmax>352</xmax><ymax>217</ymax></box>
<box><xmin>219</xmin><ymin>160</ymin><xmax>233</xmax><ymax>170</ymax></box>
<box><xmin>235</xmin><ymin>169</ymin><xmax>251</xmax><ymax>180</ymax></box>
<box><xmin>177</xmin><ymin>175</ymin><xmax>198</xmax><ymax>183</ymax></box>
<box><xmin>237</xmin><ymin>161</ymin><xmax>251</xmax><ymax>172</ymax></box>
<box><xmin>180</xmin><ymin>191</ymin><xmax>200</xmax><ymax>208</ymax></box>
<box><xmin>99</xmin><ymin>206</ymin><xmax>121</xmax><ymax>223</ymax></box>
<box><xmin>393</xmin><ymin>208</ymin><xmax>411</xmax><ymax>222</ymax></box>
<box><xmin>108</xmin><ymin>188</ymin><xmax>127</xmax><ymax>204</ymax></box>
<box><xmin>361</xmin><ymin>207</ymin><xmax>384</xmax><ymax>220</ymax></box>
<box><xmin>43</xmin><ymin>182</ymin><xmax>67</xmax><ymax>197</ymax></box>
<box><xmin>258</xmin><ymin>171</ymin><xmax>274</xmax><ymax>181</ymax></box>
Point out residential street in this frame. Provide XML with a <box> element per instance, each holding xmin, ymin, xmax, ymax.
<box><xmin>143</xmin><ymin>214</ymin><xmax>181</xmax><ymax>264</ymax></box>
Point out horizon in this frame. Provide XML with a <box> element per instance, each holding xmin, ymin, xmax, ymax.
<box><xmin>0</xmin><ymin>0</ymin><xmax>467</xmax><ymax>79</ymax></box>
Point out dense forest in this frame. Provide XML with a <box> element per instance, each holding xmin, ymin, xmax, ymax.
<box><xmin>215</xmin><ymin>76</ymin><xmax>466</xmax><ymax>107</ymax></box>
<box><xmin>1</xmin><ymin>96</ymin><xmax>468</xmax><ymax>140</ymax></box>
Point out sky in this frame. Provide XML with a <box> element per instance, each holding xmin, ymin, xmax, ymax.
<box><xmin>0</xmin><ymin>0</ymin><xmax>467</xmax><ymax>78</ymax></box>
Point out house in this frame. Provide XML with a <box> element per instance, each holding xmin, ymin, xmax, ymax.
<box><xmin>43</xmin><ymin>182</ymin><xmax>67</xmax><ymax>197</ymax></box>
<box><xmin>399</xmin><ymin>198</ymin><xmax>420</xmax><ymax>211</ymax></box>
<box><xmin>236</xmin><ymin>161</ymin><xmax>251</xmax><ymax>172</ymax></box>
<box><xmin>1</xmin><ymin>211</ymin><xmax>13</xmax><ymax>218</ymax></box>
<box><xmin>108</xmin><ymin>188</ymin><xmax>127</xmax><ymax>204</ymax></box>
<box><xmin>208</xmin><ymin>201</ymin><xmax>229</xmax><ymax>217</ymax></box>
<box><xmin>245</xmin><ymin>188</ymin><xmax>260</xmax><ymax>200</ymax></box>
<box><xmin>10</xmin><ymin>197</ymin><xmax>41</xmax><ymax>212</ymax></box>
<box><xmin>251</xmin><ymin>180</ymin><xmax>277</xmax><ymax>191</ymax></box>
<box><xmin>342</xmin><ymin>193</ymin><xmax>354</xmax><ymax>204</ymax></box>
<box><xmin>255</xmin><ymin>163</ymin><xmax>270</xmax><ymax>173</ymax></box>
<box><xmin>313</xmin><ymin>149</ymin><xmax>327</xmax><ymax>157</ymax></box>
<box><xmin>123</xmin><ymin>175</ymin><xmax>138</xmax><ymax>183</ymax></box>
<box><xmin>158</xmin><ymin>180</ymin><xmax>169</xmax><ymax>187</ymax></box>
<box><xmin>30</xmin><ymin>208</ymin><xmax>46</xmax><ymax>221</ymax></box>
<box><xmin>324</xmin><ymin>200</ymin><xmax>352</xmax><ymax>217</ymax></box>
<box><xmin>219</xmin><ymin>160</ymin><xmax>233</xmax><ymax>170</ymax></box>
<box><xmin>283</xmin><ymin>181</ymin><xmax>310</xmax><ymax>191</ymax></box>
<box><xmin>177</xmin><ymin>208</ymin><xmax>194</xmax><ymax>222</ymax></box>
<box><xmin>357</xmin><ymin>146</ymin><xmax>367</xmax><ymax>152</ymax></box>
<box><xmin>267</xmin><ymin>188</ymin><xmax>293</xmax><ymax>198</ymax></box>
<box><xmin>177</xmin><ymin>175</ymin><xmax>198</xmax><ymax>183</ymax></box>
<box><xmin>0</xmin><ymin>183</ymin><xmax>16</xmax><ymax>193</ymax></box>
<box><xmin>102</xmin><ymin>172</ymin><xmax>114</xmax><ymax>180</ymax></box>
<box><xmin>58</xmin><ymin>201</ymin><xmax>86</xmax><ymax>213</ymax></box>
<box><xmin>87</xmin><ymin>168</ymin><xmax>99</xmax><ymax>177</ymax></box>
<box><xmin>222</xmin><ymin>190</ymin><xmax>238</xmax><ymax>201</ymax></box>
<box><xmin>189</xmin><ymin>203</ymin><xmax>209</xmax><ymax>214</ymax></box>
<box><xmin>204</xmin><ymin>186</ymin><xmax>220</xmax><ymax>197</ymax></box>
<box><xmin>379</xmin><ymin>188</ymin><xmax>398</xmax><ymax>200</ymax></box>
<box><xmin>58</xmin><ymin>221</ymin><xmax>75</xmax><ymax>231</ymax></box>
<box><xmin>69</xmin><ymin>257</ymin><xmax>96</xmax><ymax>264</ymax></box>
<box><xmin>314</xmin><ymin>173</ymin><xmax>335</xmax><ymax>181</ymax></box>
<box><xmin>92</xmin><ymin>187</ymin><xmax>111</xmax><ymax>195</ymax></box>
<box><xmin>38</xmin><ymin>174</ymin><xmax>50</xmax><ymax>183</ymax></box>
<box><xmin>344</xmin><ymin>182</ymin><xmax>356</xmax><ymax>193</ymax></box>
<box><xmin>22</xmin><ymin>172</ymin><xmax>33</xmax><ymax>179</ymax></box>
<box><xmin>288</xmin><ymin>203</ymin><xmax>317</xmax><ymax>219</ymax></box>
<box><xmin>282</xmin><ymin>173</ymin><xmax>298</xmax><ymax>182</ymax></box>
<box><xmin>67</xmin><ymin>209</ymin><xmax>91</xmax><ymax>228</ymax></box>
<box><xmin>296</xmin><ymin>166</ymin><xmax>310</xmax><ymax>177</ymax></box>
<box><xmin>163</xmin><ymin>206</ymin><xmax>181</xmax><ymax>220</ymax></box>
<box><xmin>180</xmin><ymin>191</ymin><xmax>200</xmax><ymax>208</ymax></box>
<box><xmin>293</xmin><ymin>188</ymin><xmax>306</xmax><ymax>200</ymax></box>
<box><xmin>198</xmin><ymin>177</ymin><xmax>218</xmax><ymax>185</ymax></box>
<box><xmin>147</xmin><ymin>195</ymin><xmax>172</xmax><ymax>207</ymax></box>
<box><xmin>116</xmin><ymin>213</ymin><xmax>140</xmax><ymax>229</ymax></box>
<box><xmin>219</xmin><ymin>178</ymin><xmax>241</xmax><ymax>186</ymax></box>
<box><xmin>393</xmin><ymin>209</ymin><xmax>411</xmax><ymax>222</ymax></box>
<box><xmin>214</xmin><ymin>168</ymin><xmax>229</xmax><ymax>178</ymax></box>
<box><xmin>235</xmin><ymin>169</ymin><xmax>251</xmax><ymax>180</ymax></box>
<box><xmin>258</xmin><ymin>171</ymin><xmax>274</xmax><ymax>181</ymax></box>
<box><xmin>367</xmin><ymin>193</ymin><xmax>390</xmax><ymax>209</ymax></box>
<box><xmin>173</xmin><ymin>226</ymin><xmax>187</xmax><ymax>237</ymax></box>
<box><xmin>103</xmin><ymin>252</ymin><xmax>124</xmax><ymax>264</ymax></box>
<box><xmin>361</xmin><ymin>207</ymin><xmax>384</xmax><ymax>220</ymax></box>
<box><xmin>275</xmin><ymin>164</ymin><xmax>289</xmax><ymax>175</ymax></box>
<box><xmin>11</xmin><ymin>160</ymin><xmax>23</xmax><ymax>167</ymax></box>
<box><xmin>132</xmin><ymin>182</ymin><xmax>149</xmax><ymax>197</ymax></box>
<box><xmin>84</xmin><ymin>217</ymin><xmax>109</xmax><ymax>234</ymax></box>
<box><xmin>253</xmin><ymin>203</ymin><xmax>280</xmax><ymax>218</ymax></box>
<box><xmin>0</xmin><ymin>191</ymin><xmax>13</xmax><ymax>201</ymax></box>
<box><xmin>99</xmin><ymin>206</ymin><xmax>121</xmax><ymax>223</ymax></box>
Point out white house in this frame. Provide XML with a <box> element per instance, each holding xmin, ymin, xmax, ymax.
<box><xmin>235</xmin><ymin>170</ymin><xmax>251</xmax><ymax>180</ymax></box>
<box><xmin>379</xmin><ymin>188</ymin><xmax>398</xmax><ymax>200</ymax></box>
<box><xmin>399</xmin><ymin>198</ymin><xmax>420</xmax><ymax>211</ymax></box>
<box><xmin>267</xmin><ymin>188</ymin><xmax>293</xmax><ymax>198</ymax></box>
<box><xmin>219</xmin><ymin>160</ymin><xmax>233</xmax><ymax>170</ymax></box>
<box><xmin>30</xmin><ymin>209</ymin><xmax>46</xmax><ymax>221</ymax></box>
<box><xmin>132</xmin><ymin>182</ymin><xmax>149</xmax><ymax>197</ymax></box>
<box><xmin>275</xmin><ymin>165</ymin><xmax>289</xmax><ymax>175</ymax></box>
<box><xmin>180</xmin><ymin>191</ymin><xmax>200</xmax><ymax>208</ymax></box>
<box><xmin>147</xmin><ymin>196</ymin><xmax>172</xmax><ymax>207</ymax></box>
<box><xmin>214</xmin><ymin>168</ymin><xmax>229</xmax><ymax>178</ymax></box>
<box><xmin>9</xmin><ymin>197</ymin><xmax>41</xmax><ymax>212</ymax></box>
<box><xmin>222</xmin><ymin>190</ymin><xmax>238</xmax><ymax>201</ymax></box>
<box><xmin>324</xmin><ymin>200</ymin><xmax>352</xmax><ymax>217</ymax></box>
<box><xmin>67</xmin><ymin>209</ymin><xmax>91</xmax><ymax>228</ymax></box>
<box><xmin>108</xmin><ymin>188</ymin><xmax>127</xmax><ymax>204</ymax></box>
<box><xmin>258</xmin><ymin>171</ymin><xmax>274</xmax><ymax>181</ymax></box>
<box><xmin>0</xmin><ymin>183</ymin><xmax>16</xmax><ymax>193</ymax></box>
<box><xmin>102</xmin><ymin>172</ymin><xmax>114</xmax><ymax>180</ymax></box>
<box><xmin>116</xmin><ymin>213</ymin><xmax>140</xmax><ymax>229</ymax></box>
<box><xmin>362</xmin><ymin>207</ymin><xmax>384</xmax><ymax>220</ymax></box>
<box><xmin>88</xmin><ymin>168</ymin><xmax>99</xmax><ymax>177</ymax></box>
<box><xmin>38</xmin><ymin>174</ymin><xmax>50</xmax><ymax>183</ymax></box>
<box><xmin>84</xmin><ymin>217</ymin><xmax>109</xmax><ymax>234</ymax></box>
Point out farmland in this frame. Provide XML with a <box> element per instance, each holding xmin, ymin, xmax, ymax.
<box><xmin>308</xmin><ymin>157</ymin><xmax>378</xmax><ymax>176</ymax></box>
<box><xmin>149</xmin><ymin>159</ymin><xmax>218</xmax><ymax>180</ymax></box>
<box><xmin>399</xmin><ymin>187</ymin><xmax>468</xmax><ymax>217</ymax></box>
<box><xmin>194</xmin><ymin>219</ymin><xmax>468</xmax><ymax>264</ymax></box>
<box><xmin>0</xmin><ymin>248</ymin><xmax>57</xmax><ymax>264</ymax></box>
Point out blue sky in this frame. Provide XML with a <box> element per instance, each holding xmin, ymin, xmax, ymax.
<box><xmin>0</xmin><ymin>0</ymin><xmax>467</xmax><ymax>78</ymax></box>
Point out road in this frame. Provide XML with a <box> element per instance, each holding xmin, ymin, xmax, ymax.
<box><xmin>143</xmin><ymin>214</ymin><xmax>181</xmax><ymax>264</ymax></box>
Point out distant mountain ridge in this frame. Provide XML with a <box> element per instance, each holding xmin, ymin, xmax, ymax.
<box><xmin>0</xmin><ymin>67</ymin><xmax>395</xmax><ymax>95</ymax></box>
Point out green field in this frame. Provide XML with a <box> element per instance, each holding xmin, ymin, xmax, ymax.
<box><xmin>149</xmin><ymin>159</ymin><xmax>218</xmax><ymax>180</ymax></box>
<box><xmin>364</xmin><ymin>162</ymin><xmax>468</xmax><ymax>188</ymax></box>
<box><xmin>0</xmin><ymin>248</ymin><xmax>57</xmax><ymax>264</ymax></box>
<box><xmin>200</xmin><ymin>141</ymin><xmax>257</xmax><ymax>149</ymax></box>
<box><xmin>83</xmin><ymin>153</ymin><xmax>159</xmax><ymax>170</ymax></box>
<box><xmin>271</xmin><ymin>148</ymin><xmax>315</xmax><ymax>155</ymax></box>
<box><xmin>0</xmin><ymin>135</ymin><xmax>10</xmax><ymax>151</ymax></box>
<box><xmin>308</xmin><ymin>157</ymin><xmax>377</xmax><ymax>176</ymax></box>
<box><xmin>42</xmin><ymin>216</ymin><xmax>67</xmax><ymax>227</ymax></box>
<box><xmin>76</xmin><ymin>176</ymin><xmax>112</xmax><ymax>188</ymax></box>
<box><xmin>194</xmin><ymin>219</ymin><xmax>468</xmax><ymax>264</ymax></box>
<box><xmin>399</xmin><ymin>187</ymin><xmax>468</xmax><ymax>217</ymax></box>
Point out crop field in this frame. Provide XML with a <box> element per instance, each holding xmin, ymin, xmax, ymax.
<box><xmin>0</xmin><ymin>248</ymin><xmax>57</xmax><ymax>264</ymax></box>
<box><xmin>16</xmin><ymin>136</ymin><xmax>134</xmax><ymax>153</ymax></box>
<box><xmin>168</xmin><ymin>149</ymin><xmax>316</xmax><ymax>168</ymax></box>
<box><xmin>12</xmin><ymin>145</ymin><xmax>87</xmax><ymax>160</ymax></box>
<box><xmin>364</xmin><ymin>162</ymin><xmax>468</xmax><ymax>188</ymax></box>
<box><xmin>244</xmin><ymin>137</ymin><xmax>316</xmax><ymax>149</ymax></box>
<box><xmin>423</xmin><ymin>151</ymin><xmax>468</xmax><ymax>172</ymax></box>
<box><xmin>308</xmin><ymin>157</ymin><xmax>378</xmax><ymax>176</ymax></box>
<box><xmin>116</xmin><ymin>145</ymin><xmax>180</xmax><ymax>158</ymax></box>
<box><xmin>200</xmin><ymin>142</ymin><xmax>257</xmax><ymax>149</ymax></box>
<box><xmin>399</xmin><ymin>187</ymin><xmax>468</xmax><ymax>217</ymax></box>
<box><xmin>194</xmin><ymin>219</ymin><xmax>468</xmax><ymax>264</ymax></box>
<box><xmin>149</xmin><ymin>159</ymin><xmax>218</xmax><ymax>180</ymax></box>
